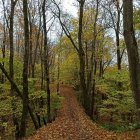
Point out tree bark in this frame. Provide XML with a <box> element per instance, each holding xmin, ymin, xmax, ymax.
<box><xmin>116</xmin><ymin>1</ymin><xmax>122</xmax><ymax>71</ymax></box>
<box><xmin>42</xmin><ymin>0</ymin><xmax>51</xmax><ymax>123</ymax></box>
<box><xmin>78</xmin><ymin>0</ymin><xmax>90</xmax><ymax>115</ymax></box>
<box><xmin>9</xmin><ymin>1</ymin><xmax>20</xmax><ymax>138</ymax></box>
<box><xmin>87</xmin><ymin>0</ymin><xmax>99</xmax><ymax>118</ymax></box>
<box><xmin>123</xmin><ymin>0</ymin><xmax>140</xmax><ymax>126</ymax></box>
<box><xmin>19</xmin><ymin>0</ymin><xmax>30</xmax><ymax>137</ymax></box>
<box><xmin>57</xmin><ymin>52</ymin><xmax>60</xmax><ymax>95</ymax></box>
<box><xmin>1</xmin><ymin>27</ymin><xmax>6</xmax><ymax>84</ymax></box>
<box><xmin>29</xmin><ymin>14</ymin><xmax>33</xmax><ymax>78</ymax></box>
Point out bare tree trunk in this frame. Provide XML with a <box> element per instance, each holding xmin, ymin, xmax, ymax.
<box><xmin>1</xmin><ymin>26</ymin><xmax>6</xmax><ymax>84</ymax></box>
<box><xmin>115</xmin><ymin>1</ymin><xmax>123</xmax><ymax>89</ymax></box>
<box><xmin>57</xmin><ymin>52</ymin><xmax>60</xmax><ymax>94</ymax></box>
<box><xmin>123</xmin><ymin>0</ymin><xmax>140</xmax><ymax>127</ymax></box>
<box><xmin>38</xmin><ymin>32</ymin><xmax>44</xmax><ymax>89</ymax></box>
<box><xmin>99</xmin><ymin>60</ymin><xmax>103</xmax><ymax>78</ymax></box>
<box><xmin>9</xmin><ymin>0</ymin><xmax>20</xmax><ymax>138</ymax></box>
<box><xmin>88</xmin><ymin>0</ymin><xmax>99</xmax><ymax>118</ymax></box>
<box><xmin>85</xmin><ymin>41</ymin><xmax>89</xmax><ymax>82</ymax></box>
<box><xmin>29</xmin><ymin>15</ymin><xmax>33</xmax><ymax>78</ymax></box>
<box><xmin>116</xmin><ymin>1</ymin><xmax>121</xmax><ymax>71</ymax></box>
<box><xmin>78</xmin><ymin>0</ymin><xmax>90</xmax><ymax>115</ymax></box>
<box><xmin>42</xmin><ymin>0</ymin><xmax>51</xmax><ymax>123</ymax></box>
<box><xmin>19</xmin><ymin>0</ymin><xmax>30</xmax><ymax>137</ymax></box>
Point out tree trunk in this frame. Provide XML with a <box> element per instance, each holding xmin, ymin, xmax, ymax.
<box><xmin>99</xmin><ymin>60</ymin><xmax>103</xmax><ymax>78</ymax></box>
<box><xmin>123</xmin><ymin>0</ymin><xmax>140</xmax><ymax>127</ymax></box>
<box><xmin>9</xmin><ymin>0</ymin><xmax>14</xmax><ymax>101</ymax></box>
<box><xmin>116</xmin><ymin>30</ymin><xmax>122</xmax><ymax>89</ymax></box>
<box><xmin>90</xmin><ymin>79</ymin><xmax>95</xmax><ymax>119</ymax></box>
<box><xmin>42</xmin><ymin>0</ymin><xmax>51</xmax><ymax>123</ymax></box>
<box><xmin>9</xmin><ymin>1</ymin><xmax>20</xmax><ymax>139</ymax></box>
<box><xmin>116</xmin><ymin>9</ymin><xmax>122</xmax><ymax>88</ymax></box>
<box><xmin>29</xmin><ymin>17</ymin><xmax>33</xmax><ymax>78</ymax></box>
<box><xmin>116</xmin><ymin>1</ymin><xmax>122</xmax><ymax>71</ymax></box>
<box><xmin>88</xmin><ymin>0</ymin><xmax>99</xmax><ymax>118</ymax></box>
<box><xmin>40</xmin><ymin>33</ymin><xmax>44</xmax><ymax>89</ymax></box>
<box><xmin>115</xmin><ymin>1</ymin><xmax>123</xmax><ymax>89</ymax></box>
<box><xmin>19</xmin><ymin>0</ymin><xmax>30</xmax><ymax>137</ymax></box>
<box><xmin>57</xmin><ymin>52</ymin><xmax>60</xmax><ymax>95</ymax></box>
<box><xmin>116</xmin><ymin>31</ymin><xmax>121</xmax><ymax>70</ymax></box>
<box><xmin>77</xmin><ymin>0</ymin><xmax>90</xmax><ymax>115</ymax></box>
<box><xmin>1</xmin><ymin>30</ymin><xmax>6</xmax><ymax>84</ymax></box>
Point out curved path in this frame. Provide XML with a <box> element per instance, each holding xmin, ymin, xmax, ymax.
<box><xmin>26</xmin><ymin>86</ymin><xmax>137</xmax><ymax>140</ymax></box>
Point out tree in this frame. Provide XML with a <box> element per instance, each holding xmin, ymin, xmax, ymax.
<box><xmin>123</xmin><ymin>0</ymin><xmax>140</xmax><ymax>127</ymax></box>
<box><xmin>9</xmin><ymin>0</ymin><xmax>19</xmax><ymax>138</ymax></box>
<box><xmin>102</xmin><ymin>0</ymin><xmax>125</xmax><ymax>89</ymax></box>
<box><xmin>19</xmin><ymin>0</ymin><xmax>30</xmax><ymax>137</ymax></box>
<box><xmin>42</xmin><ymin>0</ymin><xmax>51</xmax><ymax>123</ymax></box>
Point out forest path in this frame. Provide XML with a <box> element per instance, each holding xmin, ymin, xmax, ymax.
<box><xmin>26</xmin><ymin>86</ymin><xmax>137</xmax><ymax>140</ymax></box>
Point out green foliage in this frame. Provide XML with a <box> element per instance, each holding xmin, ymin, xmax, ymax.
<box><xmin>29</xmin><ymin>90</ymin><xmax>46</xmax><ymax>100</ymax></box>
<box><xmin>96</xmin><ymin>78</ymin><xmax>109</xmax><ymax>94</ymax></box>
<box><xmin>51</xmin><ymin>93</ymin><xmax>63</xmax><ymax>110</ymax></box>
<box><xmin>53</xmin><ymin>36</ymin><xmax>80</xmax><ymax>86</ymax></box>
<box><xmin>96</xmin><ymin>67</ymin><xmax>136</xmax><ymax>126</ymax></box>
<box><xmin>0</xmin><ymin>83</ymin><xmax>11</xmax><ymax>91</ymax></box>
<box><xmin>50</xmin><ymin>93</ymin><xmax>63</xmax><ymax>118</ymax></box>
<box><xmin>0</xmin><ymin>96</ymin><xmax>13</xmax><ymax>117</ymax></box>
<box><xmin>101</xmin><ymin>123</ymin><xmax>138</xmax><ymax>132</ymax></box>
<box><xmin>101</xmin><ymin>123</ymin><xmax>127</xmax><ymax>132</ymax></box>
<box><xmin>134</xmin><ymin>9</ymin><xmax>140</xmax><ymax>30</ymax></box>
<box><xmin>29</xmin><ymin>88</ymin><xmax>63</xmax><ymax>119</ymax></box>
<box><xmin>59</xmin><ymin>52</ymin><xmax>79</xmax><ymax>86</ymax></box>
<box><xmin>14</xmin><ymin>60</ymin><xmax>23</xmax><ymax>78</ymax></box>
<box><xmin>0</xmin><ymin>83</ymin><xmax>22</xmax><ymax>138</ymax></box>
<box><xmin>104</xmin><ymin>67</ymin><xmax>129</xmax><ymax>83</ymax></box>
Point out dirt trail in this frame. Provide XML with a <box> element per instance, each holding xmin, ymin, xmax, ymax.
<box><xmin>26</xmin><ymin>86</ymin><xmax>137</xmax><ymax>140</ymax></box>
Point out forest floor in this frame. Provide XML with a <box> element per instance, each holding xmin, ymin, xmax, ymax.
<box><xmin>26</xmin><ymin>85</ymin><xmax>138</xmax><ymax>140</ymax></box>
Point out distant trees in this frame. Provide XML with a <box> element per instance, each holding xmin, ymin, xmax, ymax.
<box><xmin>52</xmin><ymin>0</ymin><xmax>102</xmax><ymax>118</ymax></box>
<box><xmin>52</xmin><ymin>0</ymin><xmax>87</xmax><ymax>113</ymax></box>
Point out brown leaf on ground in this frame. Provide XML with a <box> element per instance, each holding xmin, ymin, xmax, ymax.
<box><xmin>25</xmin><ymin>86</ymin><xmax>138</xmax><ymax>140</ymax></box>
